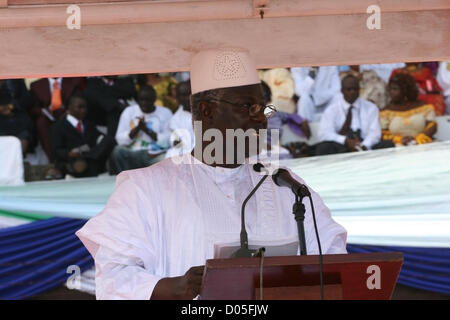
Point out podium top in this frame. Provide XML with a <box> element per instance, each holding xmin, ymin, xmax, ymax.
<box><xmin>201</xmin><ymin>252</ymin><xmax>403</xmax><ymax>300</ymax></box>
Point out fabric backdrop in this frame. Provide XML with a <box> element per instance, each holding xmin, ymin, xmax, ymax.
<box><xmin>1</xmin><ymin>141</ymin><xmax>449</xmax><ymax>248</ymax></box>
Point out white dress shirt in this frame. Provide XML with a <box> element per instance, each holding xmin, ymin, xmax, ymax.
<box><xmin>66</xmin><ymin>114</ymin><xmax>83</xmax><ymax>133</ymax></box>
<box><xmin>115</xmin><ymin>104</ymin><xmax>172</xmax><ymax>152</ymax></box>
<box><xmin>76</xmin><ymin>154</ymin><xmax>347</xmax><ymax>299</ymax></box>
<box><xmin>318</xmin><ymin>95</ymin><xmax>381</xmax><ymax>149</ymax></box>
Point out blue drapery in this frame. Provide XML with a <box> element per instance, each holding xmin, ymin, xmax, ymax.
<box><xmin>0</xmin><ymin>218</ymin><xmax>93</xmax><ymax>300</ymax></box>
<box><xmin>1</xmin><ymin>217</ymin><xmax>449</xmax><ymax>299</ymax></box>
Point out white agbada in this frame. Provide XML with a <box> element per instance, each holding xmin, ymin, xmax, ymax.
<box><xmin>76</xmin><ymin>154</ymin><xmax>347</xmax><ymax>300</ymax></box>
<box><xmin>291</xmin><ymin>66</ymin><xmax>341</xmax><ymax>122</ymax></box>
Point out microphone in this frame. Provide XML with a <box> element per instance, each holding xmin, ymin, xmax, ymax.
<box><xmin>272</xmin><ymin>168</ymin><xmax>311</xmax><ymax>197</ymax></box>
<box><xmin>272</xmin><ymin>167</ymin><xmax>325</xmax><ymax>300</ymax></box>
<box><xmin>231</xmin><ymin>163</ymin><xmax>269</xmax><ymax>258</ymax></box>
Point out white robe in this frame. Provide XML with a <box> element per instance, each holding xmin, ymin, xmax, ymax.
<box><xmin>291</xmin><ymin>66</ymin><xmax>341</xmax><ymax>122</ymax></box>
<box><xmin>76</xmin><ymin>154</ymin><xmax>347</xmax><ymax>300</ymax></box>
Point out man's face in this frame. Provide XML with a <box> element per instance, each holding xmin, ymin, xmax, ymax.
<box><xmin>202</xmin><ymin>84</ymin><xmax>268</xmax><ymax>163</ymax></box>
<box><xmin>68</xmin><ymin>98</ymin><xmax>88</xmax><ymax>120</ymax></box>
<box><xmin>138</xmin><ymin>90</ymin><xmax>156</xmax><ymax>114</ymax></box>
<box><xmin>341</xmin><ymin>77</ymin><xmax>360</xmax><ymax>104</ymax></box>
<box><xmin>0</xmin><ymin>104</ymin><xmax>13</xmax><ymax>117</ymax></box>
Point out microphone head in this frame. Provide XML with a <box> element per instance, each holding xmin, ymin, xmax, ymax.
<box><xmin>271</xmin><ymin>168</ymin><xmax>289</xmax><ymax>186</ymax></box>
<box><xmin>253</xmin><ymin>163</ymin><xmax>264</xmax><ymax>173</ymax></box>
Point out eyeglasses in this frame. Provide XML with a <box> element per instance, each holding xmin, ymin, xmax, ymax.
<box><xmin>207</xmin><ymin>98</ymin><xmax>277</xmax><ymax>119</ymax></box>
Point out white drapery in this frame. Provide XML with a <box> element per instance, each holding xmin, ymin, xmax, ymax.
<box><xmin>0</xmin><ymin>136</ymin><xmax>24</xmax><ymax>186</ymax></box>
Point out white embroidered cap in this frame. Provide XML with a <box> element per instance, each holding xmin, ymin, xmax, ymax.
<box><xmin>190</xmin><ymin>48</ymin><xmax>260</xmax><ymax>95</ymax></box>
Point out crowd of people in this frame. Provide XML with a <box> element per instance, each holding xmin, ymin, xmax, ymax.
<box><xmin>1</xmin><ymin>61</ymin><xmax>449</xmax><ymax>181</ymax></box>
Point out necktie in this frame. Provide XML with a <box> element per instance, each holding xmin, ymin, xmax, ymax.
<box><xmin>76</xmin><ymin>121</ymin><xmax>83</xmax><ymax>134</ymax></box>
<box><xmin>50</xmin><ymin>80</ymin><xmax>62</xmax><ymax>112</ymax></box>
<box><xmin>339</xmin><ymin>105</ymin><xmax>353</xmax><ymax>136</ymax></box>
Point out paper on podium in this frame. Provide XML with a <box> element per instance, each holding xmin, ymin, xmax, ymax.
<box><xmin>214</xmin><ymin>237</ymin><xmax>299</xmax><ymax>259</ymax></box>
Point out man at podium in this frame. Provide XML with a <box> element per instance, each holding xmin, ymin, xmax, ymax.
<box><xmin>76</xmin><ymin>48</ymin><xmax>347</xmax><ymax>300</ymax></box>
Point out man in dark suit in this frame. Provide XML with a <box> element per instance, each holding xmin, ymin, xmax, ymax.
<box><xmin>51</xmin><ymin>94</ymin><xmax>115</xmax><ymax>178</ymax></box>
<box><xmin>0</xmin><ymin>79</ymin><xmax>33</xmax><ymax>113</ymax></box>
<box><xmin>0</xmin><ymin>86</ymin><xmax>35</xmax><ymax>155</ymax></box>
<box><xmin>30</xmin><ymin>77</ymin><xmax>84</xmax><ymax>162</ymax></box>
<box><xmin>83</xmin><ymin>76</ymin><xmax>136</xmax><ymax>138</ymax></box>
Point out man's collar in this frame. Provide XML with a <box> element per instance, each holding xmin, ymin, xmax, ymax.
<box><xmin>66</xmin><ymin>114</ymin><xmax>81</xmax><ymax>128</ymax></box>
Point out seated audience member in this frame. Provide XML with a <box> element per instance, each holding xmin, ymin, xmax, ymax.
<box><xmin>0</xmin><ymin>87</ymin><xmax>35</xmax><ymax>155</ymax></box>
<box><xmin>137</xmin><ymin>73</ymin><xmax>178</xmax><ymax>112</ymax></box>
<box><xmin>316</xmin><ymin>75</ymin><xmax>381</xmax><ymax>155</ymax></box>
<box><xmin>379</xmin><ymin>73</ymin><xmax>437</xmax><ymax>147</ymax></box>
<box><xmin>165</xmin><ymin>81</ymin><xmax>194</xmax><ymax>159</ymax></box>
<box><xmin>437</xmin><ymin>61</ymin><xmax>450</xmax><ymax>115</ymax></box>
<box><xmin>339</xmin><ymin>65</ymin><xmax>388</xmax><ymax>109</ymax></box>
<box><xmin>83</xmin><ymin>76</ymin><xmax>136</xmax><ymax>137</ymax></box>
<box><xmin>259</xmin><ymin>68</ymin><xmax>296</xmax><ymax>113</ymax></box>
<box><xmin>391</xmin><ymin>63</ymin><xmax>445</xmax><ymax>115</ymax></box>
<box><xmin>51</xmin><ymin>95</ymin><xmax>115</xmax><ymax>178</ymax></box>
<box><xmin>291</xmin><ymin>66</ymin><xmax>341</xmax><ymax>122</ymax></box>
<box><xmin>30</xmin><ymin>77</ymin><xmax>84</xmax><ymax>162</ymax></box>
<box><xmin>0</xmin><ymin>79</ymin><xmax>33</xmax><ymax>113</ymax></box>
<box><xmin>261</xmin><ymin>81</ymin><xmax>313</xmax><ymax>158</ymax></box>
<box><xmin>110</xmin><ymin>85</ymin><xmax>172</xmax><ymax>174</ymax></box>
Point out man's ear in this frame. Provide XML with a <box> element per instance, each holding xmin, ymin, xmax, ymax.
<box><xmin>199</xmin><ymin>101</ymin><xmax>213</xmax><ymax>120</ymax></box>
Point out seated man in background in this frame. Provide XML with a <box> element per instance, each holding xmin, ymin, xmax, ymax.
<box><xmin>291</xmin><ymin>66</ymin><xmax>341</xmax><ymax>122</ymax></box>
<box><xmin>0</xmin><ymin>79</ymin><xmax>33</xmax><ymax>113</ymax></box>
<box><xmin>83</xmin><ymin>75</ymin><xmax>137</xmax><ymax>137</ymax></box>
<box><xmin>30</xmin><ymin>77</ymin><xmax>84</xmax><ymax>163</ymax></box>
<box><xmin>51</xmin><ymin>94</ymin><xmax>115</xmax><ymax>178</ymax></box>
<box><xmin>0</xmin><ymin>86</ymin><xmax>35</xmax><ymax>155</ymax></box>
<box><xmin>165</xmin><ymin>80</ymin><xmax>195</xmax><ymax>159</ymax></box>
<box><xmin>316</xmin><ymin>75</ymin><xmax>381</xmax><ymax>155</ymax></box>
<box><xmin>110</xmin><ymin>85</ymin><xmax>172</xmax><ymax>174</ymax></box>
<box><xmin>261</xmin><ymin>81</ymin><xmax>313</xmax><ymax>158</ymax></box>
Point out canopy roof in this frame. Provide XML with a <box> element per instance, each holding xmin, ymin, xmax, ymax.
<box><xmin>0</xmin><ymin>0</ymin><xmax>449</xmax><ymax>78</ymax></box>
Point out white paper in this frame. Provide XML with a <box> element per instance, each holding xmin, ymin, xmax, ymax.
<box><xmin>214</xmin><ymin>238</ymin><xmax>299</xmax><ymax>259</ymax></box>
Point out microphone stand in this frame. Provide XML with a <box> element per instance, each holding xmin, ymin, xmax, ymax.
<box><xmin>231</xmin><ymin>172</ymin><xmax>269</xmax><ymax>258</ymax></box>
<box><xmin>291</xmin><ymin>185</ymin><xmax>311</xmax><ymax>256</ymax></box>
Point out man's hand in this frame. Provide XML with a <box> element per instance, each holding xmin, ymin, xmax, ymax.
<box><xmin>137</xmin><ymin>116</ymin><xmax>146</xmax><ymax>130</ymax></box>
<box><xmin>68</xmin><ymin>151</ymin><xmax>80</xmax><ymax>159</ymax></box>
<box><xmin>301</xmin><ymin>120</ymin><xmax>311</xmax><ymax>139</ymax></box>
<box><xmin>129</xmin><ymin>117</ymin><xmax>146</xmax><ymax>140</ymax></box>
<box><xmin>401</xmin><ymin>136</ymin><xmax>415</xmax><ymax>145</ymax></box>
<box><xmin>144</xmin><ymin>128</ymin><xmax>158</xmax><ymax>141</ymax></box>
<box><xmin>345</xmin><ymin>137</ymin><xmax>361</xmax><ymax>151</ymax></box>
<box><xmin>151</xmin><ymin>266</ymin><xmax>204</xmax><ymax>300</ymax></box>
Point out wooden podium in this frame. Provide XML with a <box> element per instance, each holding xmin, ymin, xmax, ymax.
<box><xmin>200</xmin><ymin>252</ymin><xmax>403</xmax><ymax>300</ymax></box>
